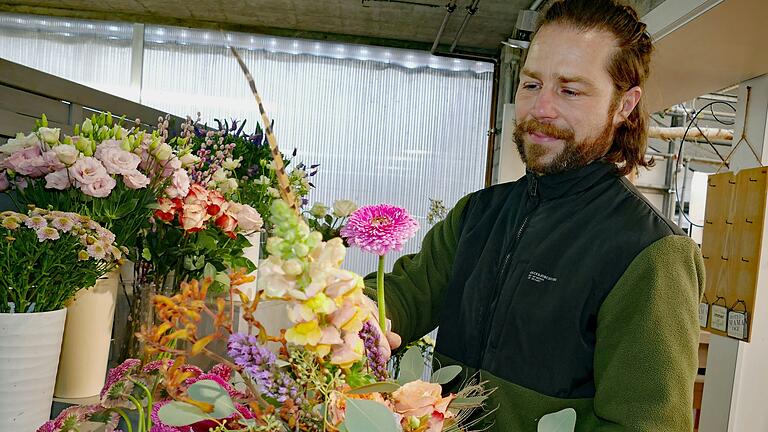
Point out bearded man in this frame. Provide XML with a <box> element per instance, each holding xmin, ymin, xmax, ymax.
<box><xmin>366</xmin><ymin>0</ymin><xmax>705</xmax><ymax>430</ymax></box>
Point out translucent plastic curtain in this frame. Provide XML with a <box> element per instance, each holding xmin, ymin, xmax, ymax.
<box><xmin>0</xmin><ymin>13</ymin><xmax>133</xmax><ymax>100</ymax></box>
<box><xmin>142</xmin><ymin>36</ymin><xmax>492</xmax><ymax>275</ymax></box>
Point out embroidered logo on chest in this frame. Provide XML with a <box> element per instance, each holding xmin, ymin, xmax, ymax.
<box><xmin>527</xmin><ymin>271</ymin><xmax>558</xmax><ymax>283</ymax></box>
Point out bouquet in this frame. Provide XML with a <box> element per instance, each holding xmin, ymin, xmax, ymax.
<box><xmin>40</xmin><ymin>200</ymin><xmax>491</xmax><ymax>432</ymax></box>
<box><xmin>144</xmin><ymin>183</ymin><xmax>264</xmax><ymax>294</ymax></box>
<box><xmin>178</xmin><ymin>117</ymin><xmax>317</xmax><ymax>229</ymax></box>
<box><xmin>0</xmin><ymin>113</ymin><xmax>190</xmax><ymax>255</ymax></box>
<box><xmin>0</xmin><ymin>207</ymin><xmax>122</xmax><ymax>313</ymax></box>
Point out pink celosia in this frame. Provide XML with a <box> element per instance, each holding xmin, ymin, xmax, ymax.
<box><xmin>341</xmin><ymin>204</ymin><xmax>419</xmax><ymax>255</ymax></box>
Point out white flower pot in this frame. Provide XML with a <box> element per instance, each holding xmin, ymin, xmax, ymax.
<box><xmin>54</xmin><ymin>270</ymin><xmax>119</xmax><ymax>398</ymax></box>
<box><xmin>0</xmin><ymin>308</ymin><xmax>67</xmax><ymax>432</ymax></box>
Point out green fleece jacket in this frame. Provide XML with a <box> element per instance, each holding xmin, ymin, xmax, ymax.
<box><xmin>365</xmin><ymin>163</ymin><xmax>705</xmax><ymax>431</ymax></box>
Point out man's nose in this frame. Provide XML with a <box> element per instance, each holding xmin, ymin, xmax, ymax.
<box><xmin>531</xmin><ymin>88</ymin><xmax>558</xmax><ymax>121</ymax></box>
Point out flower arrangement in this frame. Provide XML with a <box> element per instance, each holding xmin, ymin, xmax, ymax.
<box><xmin>0</xmin><ymin>207</ymin><xmax>122</xmax><ymax>313</ymax></box>
<box><xmin>144</xmin><ymin>183</ymin><xmax>264</xmax><ymax>293</ymax></box>
<box><xmin>39</xmin><ymin>200</ymin><xmax>491</xmax><ymax>432</ymax></box>
<box><xmin>341</xmin><ymin>204</ymin><xmax>419</xmax><ymax>332</ymax></box>
<box><xmin>304</xmin><ymin>199</ymin><xmax>358</xmax><ymax>243</ymax></box>
<box><xmin>0</xmin><ymin>113</ymin><xmax>190</xmax><ymax>254</ymax></box>
<box><xmin>177</xmin><ymin>117</ymin><xmax>317</xmax><ymax>228</ymax></box>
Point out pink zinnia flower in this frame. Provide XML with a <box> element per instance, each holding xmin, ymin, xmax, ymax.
<box><xmin>100</xmin><ymin>358</ymin><xmax>141</xmax><ymax>408</ymax></box>
<box><xmin>341</xmin><ymin>204</ymin><xmax>419</xmax><ymax>255</ymax></box>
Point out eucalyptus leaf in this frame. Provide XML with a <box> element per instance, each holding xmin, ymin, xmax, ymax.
<box><xmin>157</xmin><ymin>401</ymin><xmax>210</xmax><ymax>426</ymax></box>
<box><xmin>396</xmin><ymin>346</ymin><xmax>425</xmax><ymax>384</ymax></box>
<box><xmin>203</xmin><ymin>262</ymin><xmax>217</xmax><ymax>279</ymax></box>
<box><xmin>342</xmin><ymin>398</ymin><xmax>401</xmax><ymax>432</ymax></box>
<box><xmin>430</xmin><ymin>365</ymin><xmax>462</xmax><ymax>385</ymax></box>
<box><xmin>187</xmin><ymin>379</ymin><xmax>236</xmax><ymax>418</ymax></box>
<box><xmin>537</xmin><ymin>408</ymin><xmax>577</xmax><ymax>432</ymax></box>
<box><xmin>348</xmin><ymin>381</ymin><xmax>401</xmax><ymax>395</ymax></box>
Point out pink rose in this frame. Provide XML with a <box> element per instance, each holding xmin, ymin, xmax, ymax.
<box><xmin>79</xmin><ymin>174</ymin><xmax>116</xmax><ymax>198</ymax></box>
<box><xmin>184</xmin><ymin>183</ymin><xmax>210</xmax><ymax>208</ymax></box>
<box><xmin>123</xmin><ymin>170</ymin><xmax>150</xmax><ymax>189</ymax></box>
<box><xmin>234</xmin><ymin>203</ymin><xmax>263</xmax><ymax>232</ymax></box>
<box><xmin>165</xmin><ymin>169</ymin><xmax>191</xmax><ymax>199</ymax></box>
<box><xmin>215</xmin><ymin>213</ymin><xmax>238</xmax><ymax>238</ymax></box>
<box><xmin>207</xmin><ymin>190</ymin><xmax>228</xmax><ymax>218</ymax></box>
<box><xmin>391</xmin><ymin>381</ymin><xmax>456</xmax><ymax>427</ymax></box>
<box><xmin>179</xmin><ymin>203</ymin><xmax>208</xmax><ymax>232</ymax></box>
<box><xmin>154</xmin><ymin>197</ymin><xmax>178</xmax><ymax>222</ymax></box>
<box><xmin>69</xmin><ymin>157</ymin><xmax>108</xmax><ymax>186</ymax></box>
<box><xmin>45</xmin><ymin>169</ymin><xmax>72</xmax><ymax>190</ymax></box>
<box><xmin>0</xmin><ymin>171</ymin><xmax>8</xmax><ymax>192</ymax></box>
<box><xmin>96</xmin><ymin>143</ymin><xmax>141</xmax><ymax>175</ymax></box>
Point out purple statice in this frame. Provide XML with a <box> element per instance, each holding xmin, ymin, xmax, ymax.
<box><xmin>227</xmin><ymin>333</ymin><xmax>301</xmax><ymax>403</ymax></box>
<box><xmin>359</xmin><ymin>321</ymin><xmax>388</xmax><ymax>381</ymax></box>
<box><xmin>227</xmin><ymin>333</ymin><xmax>277</xmax><ymax>392</ymax></box>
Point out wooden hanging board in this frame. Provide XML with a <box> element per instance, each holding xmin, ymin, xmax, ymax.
<box><xmin>700</xmin><ymin>167</ymin><xmax>768</xmax><ymax>342</ymax></box>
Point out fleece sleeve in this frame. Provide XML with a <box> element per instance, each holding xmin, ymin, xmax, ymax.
<box><xmin>591</xmin><ymin>235</ymin><xmax>705</xmax><ymax>431</ymax></box>
<box><xmin>363</xmin><ymin>193</ymin><xmax>472</xmax><ymax>345</ymax></box>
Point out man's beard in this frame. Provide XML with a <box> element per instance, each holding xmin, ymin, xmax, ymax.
<box><xmin>513</xmin><ymin>110</ymin><xmax>616</xmax><ymax>175</ymax></box>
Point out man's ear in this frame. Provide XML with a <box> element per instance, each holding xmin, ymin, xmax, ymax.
<box><xmin>613</xmin><ymin>86</ymin><xmax>642</xmax><ymax>125</ymax></box>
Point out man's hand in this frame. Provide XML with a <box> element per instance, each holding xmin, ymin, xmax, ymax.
<box><xmin>362</xmin><ymin>296</ymin><xmax>402</xmax><ymax>360</ymax></box>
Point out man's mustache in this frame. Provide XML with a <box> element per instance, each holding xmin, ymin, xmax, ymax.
<box><xmin>516</xmin><ymin>119</ymin><xmax>575</xmax><ymax>141</ymax></box>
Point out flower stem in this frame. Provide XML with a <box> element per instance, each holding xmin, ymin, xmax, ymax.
<box><xmin>377</xmin><ymin>254</ymin><xmax>386</xmax><ymax>333</ymax></box>
<box><xmin>115</xmin><ymin>408</ymin><xmax>134</xmax><ymax>432</ymax></box>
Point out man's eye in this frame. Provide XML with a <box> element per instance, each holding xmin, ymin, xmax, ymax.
<box><xmin>561</xmin><ymin>88</ymin><xmax>580</xmax><ymax>96</ymax></box>
<box><xmin>522</xmin><ymin>83</ymin><xmax>540</xmax><ymax>90</ymax></box>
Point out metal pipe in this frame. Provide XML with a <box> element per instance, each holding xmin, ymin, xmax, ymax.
<box><xmin>530</xmin><ymin>0</ymin><xmax>547</xmax><ymax>10</ymax></box>
<box><xmin>430</xmin><ymin>1</ymin><xmax>458</xmax><ymax>53</ymax></box>
<box><xmin>449</xmin><ymin>0</ymin><xmax>480</xmax><ymax>52</ymax></box>
<box><xmin>430</xmin><ymin>48</ymin><xmax>498</xmax><ymax>64</ymax></box>
<box><xmin>678</xmin><ymin>159</ymin><xmax>689</xmax><ymax>226</ymax></box>
<box><xmin>362</xmin><ymin>0</ymin><xmax>440</xmax><ymax>8</ymax></box>
<box><xmin>485</xmin><ymin>62</ymin><xmax>500</xmax><ymax>186</ymax></box>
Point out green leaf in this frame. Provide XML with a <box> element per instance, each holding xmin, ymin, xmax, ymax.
<box><xmin>430</xmin><ymin>365</ymin><xmax>462</xmax><ymax>385</ymax></box>
<box><xmin>537</xmin><ymin>408</ymin><xmax>577</xmax><ymax>432</ymax></box>
<box><xmin>396</xmin><ymin>346</ymin><xmax>425</xmax><ymax>384</ymax></box>
<box><xmin>196</xmin><ymin>231</ymin><xmax>218</xmax><ymax>251</ymax></box>
<box><xmin>158</xmin><ymin>380</ymin><xmax>238</xmax><ymax>426</ymax></box>
<box><xmin>115</xmin><ymin>198</ymin><xmax>139</xmax><ymax>218</ymax></box>
<box><xmin>203</xmin><ymin>262</ymin><xmax>217</xmax><ymax>279</ymax></box>
<box><xmin>142</xmin><ymin>247</ymin><xmax>152</xmax><ymax>261</ymax></box>
<box><xmin>157</xmin><ymin>401</ymin><xmax>210</xmax><ymax>426</ymax></box>
<box><xmin>348</xmin><ymin>381</ymin><xmax>401</xmax><ymax>395</ymax></box>
<box><xmin>448</xmin><ymin>396</ymin><xmax>488</xmax><ymax>409</ymax></box>
<box><xmin>342</xmin><ymin>398</ymin><xmax>401</xmax><ymax>432</ymax></box>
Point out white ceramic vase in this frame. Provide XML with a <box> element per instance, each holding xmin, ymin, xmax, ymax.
<box><xmin>0</xmin><ymin>308</ymin><xmax>67</xmax><ymax>431</ymax></box>
<box><xmin>54</xmin><ymin>270</ymin><xmax>119</xmax><ymax>398</ymax></box>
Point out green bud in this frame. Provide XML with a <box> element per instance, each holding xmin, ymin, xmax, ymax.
<box><xmin>82</xmin><ymin>118</ymin><xmax>94</xmax><ymax>135</ymax></box>
<box><xmin>293</xmin><ymin>243</ymin><xmax>309</xmax><ymax>258</ymax></box>
<box><xmin>41</xmin><ymin>113</ymin><xmax>48</xmax><ymax>127</ymax></box>
<box><xmin>408</xmin><ymin>416</ymin><xmax>421</xmax><ymax>429</ymax></box>
<box><xmin>106</xmin><ymin>112</ymin><xmax>113</xmax><ymax>126</ymax></box>
<box><xmin>73</xmin><ymin>124</ymin><xmax>80</xmax><ymax>136</ymax></box>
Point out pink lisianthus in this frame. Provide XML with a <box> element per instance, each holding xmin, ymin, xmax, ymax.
<box><xmin>341</xmin><ymin>204</ymin><xmax>419</xmax><ymax>255</ymax></box>
<box><xmin>165</xmin><ymin>169</ymin><xmax>191</xmax><ymax>199</ymax></box>
<box><xmin>123</xmin><ymin>170</ymin><xmax>150</xmax><ymax>189</ymax></box>
<box><xmin>96</xmin><ymin>141</ymin><xmax>141</xmax><ymax>175</ymax></box>
<box><xmin>2</xmin><ymin>144</ymin><xmax>51</xmax><ymax>177</ymax></box>
<box><xmin>45</xmin><ymin>169</ymin><xmax>71</xmax><ymax>190</ymax></box>
<box><xmin>69</xmin><ymin>157</ymin><xmax>108</xmax><ymax>186</ymax></box>
<box><xmin>0</xmin><ymin>171</ymin><xmax>8</xmax><ymax>192</ymax></box>
<box><xmin>80</xmin><ymin>175</ymin><xmax>117</xmax><ymax>198</ymax></box>
<box><xmin>161</xmin><ymin>156</ymin><xmax>182</xmax><ymax>178</ymax></box>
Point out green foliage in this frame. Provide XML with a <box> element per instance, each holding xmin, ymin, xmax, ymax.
<box><xmin>342</xmin><ymin>398</ymin><xmax>401</xmax><ymax>432</ymax></box>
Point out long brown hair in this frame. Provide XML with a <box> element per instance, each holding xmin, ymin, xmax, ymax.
<box><xmin>536</xmin><ymin>0</ymin><xmax>654</xmax><ymax>175</ymax></box>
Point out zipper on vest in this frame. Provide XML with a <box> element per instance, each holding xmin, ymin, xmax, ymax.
<box><xmin>477</xmin><ymin>175</ymin><xmax>540</xmax><ymax>368</ymax></box>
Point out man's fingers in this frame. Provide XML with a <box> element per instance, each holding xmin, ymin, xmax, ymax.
<box><xmin>386</xmin><ymin>331</ymin><xmax>402</xmax><ymax>350</ymax></box>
